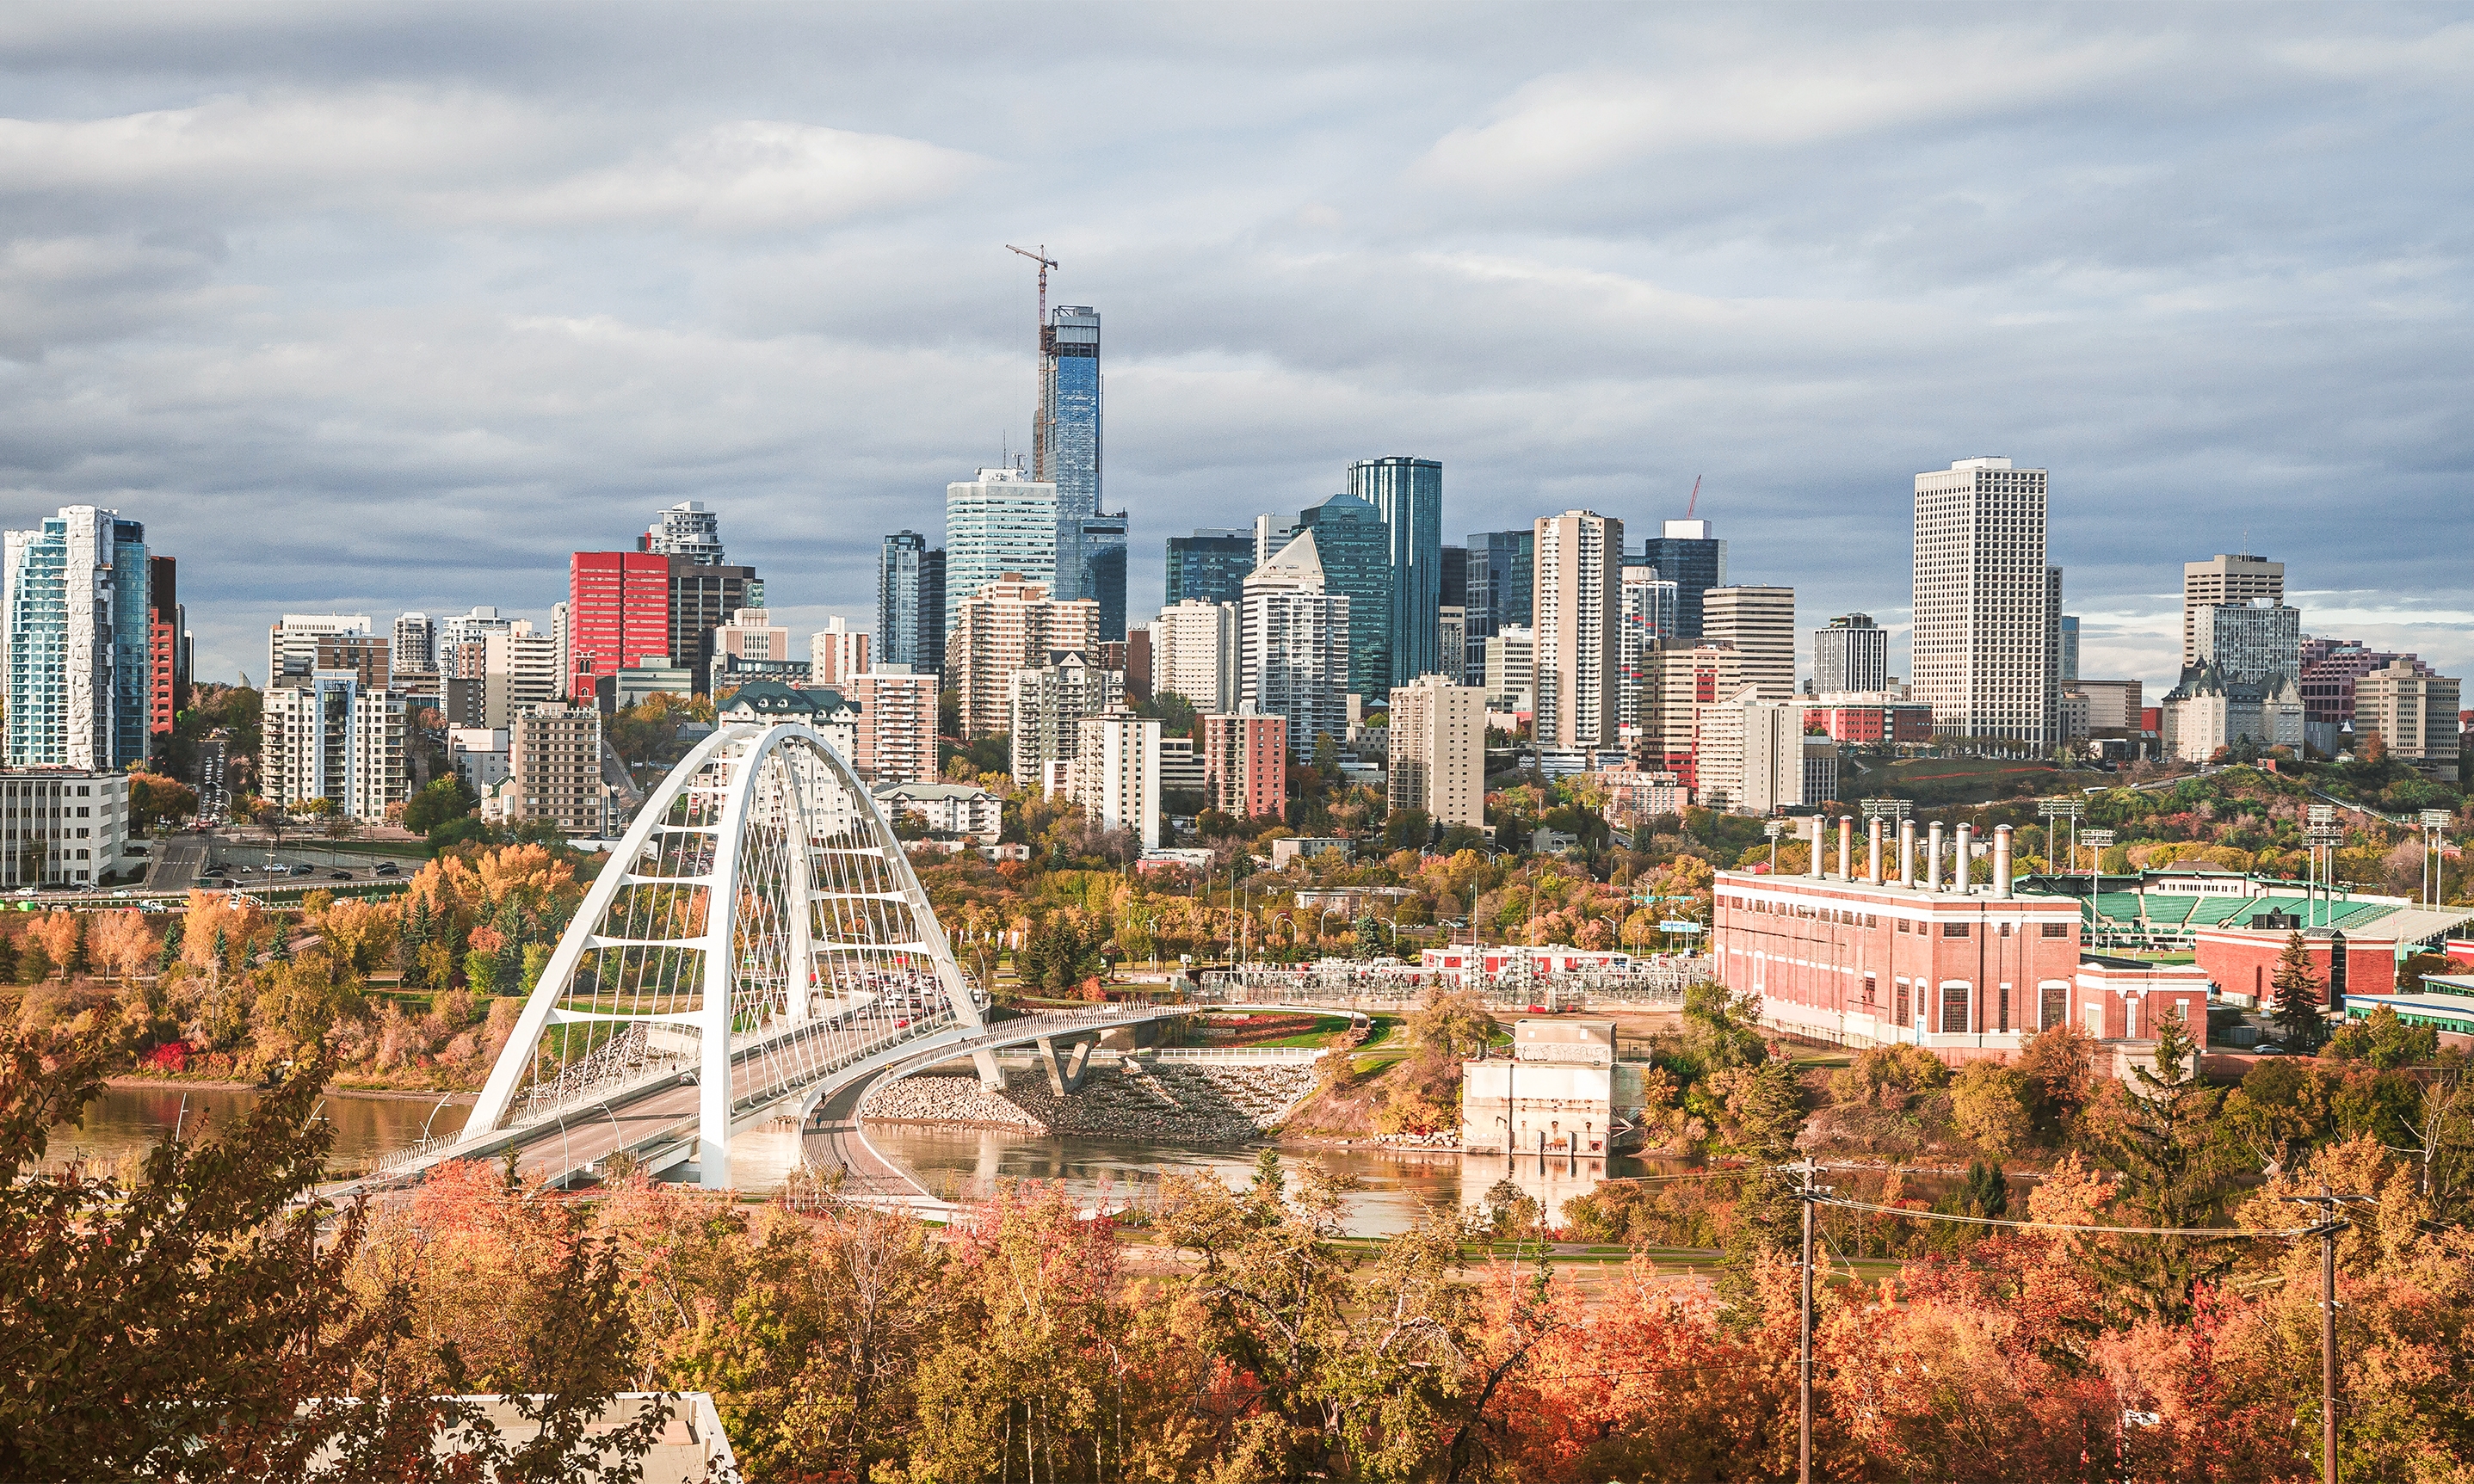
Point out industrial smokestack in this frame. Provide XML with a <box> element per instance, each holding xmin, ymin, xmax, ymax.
<box><xmin>1868</xmin><ymin>816</ymin><xmax>1885</xmax><ymax>884</ymax></box>
<box><xmin>1994</xmin><ymin>824</ymin><xmax>2014</xmax><ymax>900</ymax></box>
<box><xmin>1926</xmin><ymin>821</ymin><xmax>1945</xmax><ymax>892</ymax></box>
<box><xmin>1809</xmin><ymin>815</ymin><xmax>1825</xmax><ymax>879</ymax></box>
<box><xmin>1898</xmin><ymin>818</ymin><xmax>1916</xmax><ymax>887</ymax></box>
<box><xmin>1954</xmin><ymin>823</ymin><xmax>1974</xmax><ymax>894</ymax></box>
<box><xmin>1838</xmin><ymin>816</ymin><xmax>1854</xmax><ymax>880</ymax></box>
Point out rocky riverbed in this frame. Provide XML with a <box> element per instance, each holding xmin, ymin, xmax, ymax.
<box><xmin>861</xmin><ymin>1059</ymin><xmax>1321</xmax><ymax>1145</ymax></box>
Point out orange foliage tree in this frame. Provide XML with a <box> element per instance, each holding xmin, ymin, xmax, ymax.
<box><xmin>85</xmin><ymin>908</ymin><xmax>161</xmax><ymax>981</ymax></box>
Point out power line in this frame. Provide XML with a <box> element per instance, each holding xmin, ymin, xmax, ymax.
<box><xmin>1817</xmin><ymin>1195</ymin><xmax>2315</xmax><ymax>1241</ymax></box>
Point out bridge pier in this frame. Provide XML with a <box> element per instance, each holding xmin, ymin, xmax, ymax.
<box><xmin>972</xmin><ymin>1048</ymin><xmax>1007</xmax><ymax>1092</ymax></box>
<box><xmin>1033</xmin><ymin>1036</ymin><xmax>1097</xmax><ymax>1094</ymax></box>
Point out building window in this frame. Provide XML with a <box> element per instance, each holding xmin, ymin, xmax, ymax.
<box><xmin>1943</xmin><ymin>922</ymin><xmax>1969</xmax><ymax>938</ymax></box>
<box><xmin>1895</xmin><ymin>979</ymin><xmax>1909</xmax><ymax>1025</ymax></box>
<box><xmin>2041</xmin><ymin>922</ymin><xmax>2070</xmax><ymax>938</ymax></box>
<box><xmin>1940</xmin><ymin>982</ymin><xmax>1970</xmax><ymax>1034</ymax></box>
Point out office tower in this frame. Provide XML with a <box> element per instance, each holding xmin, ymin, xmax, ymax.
<box><xmin>260</xmin><ymin>673</ymin><xmax>406</xmax><ymax>822</ymax></box>
<box><xmin>1619</xmin><ymin>563</ymin><xmax>1681</xmax><ymax>744</ymax></box>
<box><xmin>2057</xmin><ymin>615</ymin><xmax>2079</xmax><ymax>684</ymax></box>
<box><xmin>508</xmin><ymin>705</ymin><xmax>609</xmax><ymax>836</ymax></box>
<box><xmin>0</xmin><ymin>770</ymin><xmax>130</xmax><ymax>889</ymax></box>
<box><xmin>2182</xmin><ymin>553</ymin><xmax>2283</xmax><ymax>668</ymax></box>
<box><xmin>1149</xmin><ymin>599</ymin><xmax>1238</xmax><ymax>714</ymax></box>
<box><xmin>1071</xmin><ymin>711</ymin><xmax>1160</xmax><ymax>850</ymax></box>
<box><xmin>807</xmin><ymin>614</ymin><xmax>868</xmax><ymax>687</ymax></box>
<box><xmin>1348</xmin><ymin>456</ymin><xmax>1445</xmax><ymax>685</ymax></box>
<box><xmin>1387</xmin><ymin>674</ymin><xmax>1485</xmax><ymax>830</ymax></box>
<box><xmin>847</xmin><ymin>669</ymin><xmax>937</xmax><ymax>785</ymax></box>
<box><xmin>393</xmin><ymin>612</ymin><xmax>435</xmax><ymax>674</ymax></box>
<box><xmin>1440</xmin><ymin>545</ymin><xmax>1469</xmax><ymax>613</ymax></box>
<box><xmin>2298</xmin><ymin>638</ymin><xmax>2434</xmax><ymax>724</ymax></box>
<box><xmin>312</xmin><ymin>631</ymin><xmax>391</xmax><ymax>690</ymax></box>
<box><xmin>1692</xmin><ymin>685</ymin><xmax>1803</xmax><ymax>816</ymax></box>
<box><xmin>1812</xmin><ymin>613</ymin><xmax>1889</xmax><ymax>695</ymax></box>
<box><xmin>1165</xmin><ymin>529</ymin><xmax>1256</xmax><ymax>609</ymax></box>
<box><xmin>1293</xmin><ymin>494</ymin><xmax>1392</xmax><ymax>700</ymax></box>
<box><xmin>642</xmin><ymin>501</ymin><xmax>725</xmax><ymax>564</ymax></box>
<box><xmin>1484</xmin><ymin>625</ymin><xmax>1536</xmax><ymax>712</ymax></box>
<box><xmin>3</xmin><ymin>507</ymin><xmax>150</xmax><ymax>772</ymax></box>
<box><xmin>1204</xmin><ymin>705</ymin><xmax>1288</xmax><ymax>822</ymax></box>
<box><xmin>946</xmin><ymin>467</ymin><xmax>1058</xmax><ymax>635</ymax></box>
<box><xmin>709</xmin><ymin>607</ymin><xmax>789</xmax><ymax>666</ymax></box>
<box><xmin>567</xmin><ymin>551</ymin><xmax>672</xmax><ymax>701</ymax></box>
<box><xmin>1533</xmin><ymin>510</ymin><xmax>1624</xmax><ymax>752</ymax></box>
<box><xmin>1078</xmin><ymin>511</ymin><xmax>1128</xmax><ymax>641</ymax></box>
<box><xmin>1703</xmin><ymin>586</ymin><xmax>1795</xmax><ymax>701</ymax></box>
<box><xmin>1912</xmin><ymin>456</ymin><xmax>2051</xmax><ymax>744</ymax></box>
<box><xmin>481</xmin><ymin>624</ymin><xmax>563</xmax><ymax>727</ymax></box>
<box><xmin>2192</xmin><ymin>601</ymin><xmax>2302</xmax><ymax>688</ymax></box>
<box><xmin>1251</xmin><ymin>513</ymin><xmax>1291</xmax><ymax>568</ymax></box>
<box><xmin>1463</xmin><ymin>529</ymin><xmax>1534</xmax><ymax>685</ymax></box>
<box><xmin>1042</xmin><ymin>305</ymin><xmax>1104</xmax><ymax>601</ymax></box>
<box><xmin>437</xmin><ymin>605</ymin><xmax>515</xmax><ymax>655</ymax></box>
<box><xmin>1241</xmin><ymin>530</ymin><xmax>1351</xmax><ymax>760</ymax></box>
<box><xmin>1438</xmin><ymin>607</ymin><xmax>1467</xmax><ymax>697</ymax></box>
<box><xmin>1639</xmin><ymin>519</ymin><xmax>1727</xmax><ymax>642</ymax></box>
<box><xmin>147</xmin><ymin>555</ymin><xmax>179</xmax><ymax>741</ymax></box>
<box><xmin>2354</xmin><ymin>662</ymin><xmax>2462</xmax><ymax>779</ymax></box>
<box><xmin>665</xmin><ymin>557</ymin><xmax>762</xmax><ymax>693</ymax></box>
<box><xmin>1009</xmin><ymin>650</ymin><xmax>1126</xmax><ymax>789</ymax></box>
<box><xmin>1643</xmin><ymin>643</ymin><xmax>1744</xmax><ymax>786</ymax></box>
<box><xmin>267</xmin><ymin>614</ymin><xmax>371</xmax><ymax>687</ymax></box>
<box><xmin>2045</xmin><ymin>566</ymin><xmax>2065</xmax><ymax>744</ymax></box>
<box><xmin>947</xmin><ymin>574</ymin><xmax>1101</xmax><ymax>740</ymax></box>
<box><xmin>878</xmin><ymin>531</ymin><xmax>943</xmax><ymax>674</ymax></box>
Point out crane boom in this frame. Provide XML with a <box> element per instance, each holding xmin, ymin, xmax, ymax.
<box><xmin>1005</xmin><ymin>244</ymin><xmax>1058</xmax><ymax>478</ymax></box>
<box><xmin>1685</xmin><ymin>475</ymin><xmax>1701</xmax><ymax>520</ymax></box>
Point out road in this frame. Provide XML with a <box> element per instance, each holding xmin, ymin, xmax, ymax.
<box><xmin>143</xmin><ymin>835</ymin><xmax>209</xmax><ymax>891</ymax></box>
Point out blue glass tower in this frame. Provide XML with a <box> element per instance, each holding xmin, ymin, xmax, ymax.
<box><xmin>3</xmin><ymin>505</ymin><xmax>149</xmax><ymax>770</ymax></box>
<box><xmin>1294</xmin><ymin>494</ymin><xmax>1391</xmax><ymax>701</ymax></box>
<box><xmin>1077</xmin><ymin>513</ymin><xmax>1127</xmax><ymax>641</ymax></box>
<box><xmin>1638</xmin><ymin>519</ymin><xmax>1727</xmax><ymax>641</ymax></box>
<box><xmin>1042</xmin><ymin>305</ymin><xmax>1103</xmax><ymax>603</ymax></box>
<box><xmin>1463</xmin><ymin>529</ymin><xmax>1533</xmax><ymax>686</ymax></box>
<box><xmin>1165</xmin><ymin>528</ymin><xmax>1255</xmax><ymax>610</ymax></box>
<box><xmin>1347</xmin><ymin>456</ymin><xmax>1444</xmax><ymax>687</ymax></box>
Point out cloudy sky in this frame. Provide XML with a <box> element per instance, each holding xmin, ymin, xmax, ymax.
<box><xmin>3</xmin><ymin>3</ymin><xmax>2468</xmax><ymax>698</ymax></box>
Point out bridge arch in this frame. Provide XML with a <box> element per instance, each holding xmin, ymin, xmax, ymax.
<box><xmin>463</xmin><ymin>719</ymin><xmax>982</xmax><ymax>1187</ymax></box>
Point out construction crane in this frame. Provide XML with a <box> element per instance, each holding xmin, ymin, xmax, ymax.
<box><xmin>1684</xmin><ymin>474</ymin><xmax>1701</xmax><ymax>520</ymax></box>
<box><xmin>1006</xmin><ymin>243</ymin><xmax>1057</xmax><ymax>479</ymax></box>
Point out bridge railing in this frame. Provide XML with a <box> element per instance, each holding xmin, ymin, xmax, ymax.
<box><xmin>1145</xmin><ymin>1046</ymin><xmax>1327</xmax><ymax>1064</ymax></box>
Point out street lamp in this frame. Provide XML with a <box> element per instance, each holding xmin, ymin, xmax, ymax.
<box><xmin>2039</xmin><ymin>797</ymin><xmax>2083</xmax><ymax>877</ymax></box>
<box><xmin>2419</xmin><ymin>809</ymin><xmax>2452</xmax><ymax>908</ymax></box>
<box><xmin>2081</xmin><ymin>828</ymin><xmax>2113</xmax><ymax>907</ymax></box>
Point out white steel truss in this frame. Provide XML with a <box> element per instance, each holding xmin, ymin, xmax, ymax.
<box><xmin>464</xmin><ymin>720</ymin><xmax>984</xmax><ymax>1187</ymax></box>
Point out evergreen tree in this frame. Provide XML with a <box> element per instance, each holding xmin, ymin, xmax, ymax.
<box><xmin>2087</xmin><ymin>1006</ymin><xmax>2236</xmax><ymax>1321</ymax></box>
<box><xmin>1955</xmin><ymin>1156</ymin><xmax>2008</xmax><ymax>1219</ymax></box>
<box><xmin>2269</xmin><ymin>929</ymin><xmax>2329</xmax><ymax>1052</ymax></box>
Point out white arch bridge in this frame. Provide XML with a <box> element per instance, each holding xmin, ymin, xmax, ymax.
<box><xmin>361</xmin><ymin>721</ymin><xmax>1188</xmax><ymax>1200</ymax></box>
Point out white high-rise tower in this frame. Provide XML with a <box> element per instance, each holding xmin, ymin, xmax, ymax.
<box><xmin>1911</xmin><ymin>457</ymin><xmax>2052</xmax><ymax>745</ymax></box>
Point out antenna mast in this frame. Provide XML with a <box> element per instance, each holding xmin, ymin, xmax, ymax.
<box><xmin>1006</xmin><ymin>243</ymin><xmax>1058</xmax><ymax>481</ymax></box>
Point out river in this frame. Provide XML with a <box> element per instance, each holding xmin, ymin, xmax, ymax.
<box><xmin>50</xmin><ymin>1083</ymin><xmax>467</xmax><ymax>1171</ymax></box>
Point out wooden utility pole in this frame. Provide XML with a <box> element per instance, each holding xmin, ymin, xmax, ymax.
<box><xmin>1783</xmin><ymin>1158</ymin><xmax>1829</xmax><ymax>1484</ymax></box>
<box><xmin>2285</xmin><ymin>1186</ymin><xmax>2371</xmax><ymax>1483</ymax></box>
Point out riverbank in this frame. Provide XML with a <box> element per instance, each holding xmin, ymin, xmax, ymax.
<box><xmin>106</xmin><ymin>1075</ymin><xmax>479</xmax><ymax>1103</ymax></box>
<box><xmin>861</xmin><ymin>1060</ymin><xmax>1319</xmax><ymax>1145</ymax></box>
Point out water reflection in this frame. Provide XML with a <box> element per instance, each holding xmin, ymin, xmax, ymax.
<box><xmin>48</xmin><ymin>1084</ymin><xmax>465</xmax><ymax>1169</ymax></box>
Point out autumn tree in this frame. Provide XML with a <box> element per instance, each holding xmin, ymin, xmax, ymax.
<box><xmin>86</xmin><ymin>908</ymin><xmax>161</xmax><ymax>982</ymax></box>
<box><xmin>2269</xmin><ymin>929</ymin><xmax>2329</xmax><ymax>1053</ymax></box>
<box><xmin>2083</xmin><ymin>1007</ymin><xmax>2239</xmax><ymax>1321</ymax></box>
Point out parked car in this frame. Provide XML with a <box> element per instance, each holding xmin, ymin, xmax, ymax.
<box><xmin>373</xmin><ymin>862</ymin><xmax>400</xmax><ymax>876</ymax></box>
<box><xmin>110</xmin><ymin>889</ymin><xmax>132</xmax><ymax>898</ymax></box>
<box><xmin>139</xmin><ymin>900</ymin><xmax>167</xmax><ymax>914</ymax></box>
<box><xmin>329</xmin><ymin>871</ymin><xmax>352</xmax><ymax>880</ymax></box>
<box><xmin>291</xmin><ymin>865</ymin><xmax>316</xmax><ymax>877</ymax></box>
<box><xmin>11</xmin><ymin>887</ymin><xmax>34</xmax><ymax>899</ymax></box>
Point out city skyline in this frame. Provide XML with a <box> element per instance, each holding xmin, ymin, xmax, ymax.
<box><xmin>2</xmin><ymin>9</ymin><xmax>2469</xmax><ymax>699</ymax></box>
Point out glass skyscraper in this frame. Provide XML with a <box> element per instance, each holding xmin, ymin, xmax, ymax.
<box><xmin>1346</xmin><ymin>456</ymin><xmax>1444</xmax><ymax>686</ymax></box>
<box><xmin>878</xmin><ymin>530</ymin><xmax>946</xmax><ymax>674</ymax></box>
<box><xmin>1463</xmin><ymin>529</ymin><xmax>1534</xmax><ymax>687</ymax></box>
<box><xmin>945</xmin><ymin>468</ymin><xmax>1058</xmax><ymax>636</ymax></box>
<box><xmin>1078</xmin><ymin>513</ymin><xmax>1127</xmax><ymax>642</ymax></box>
<box><xmin>1043</xmin><ymin>305</ymin><xmax>1102</xmax><ymax>600</ymax></box>
<box><xmin>1293</xmin><ymin>495</ymin><xmax>1391</xmax><ymax>701</ymax></box>
<box><xmin>1638</xmin><ymin>519</ymin><xmax>1727</xmax><ymax>642</ymax></box>
<box><xmin>1165</xmin><ymin>528</ymin><xmax>1255</xmax><ymax>610</ymax></box>
<box><xmin>4</xmin><ymin>506</ymin><xmax>151</xmax><ymax>770</ymax></box>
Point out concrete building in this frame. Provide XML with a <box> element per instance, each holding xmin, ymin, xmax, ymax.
<box><xmin>1692</xmin><ymin>684</ymin><xmax>1805</xmax><ymax>815</ymax></box>
<box><xmin>312</xmin><ymin>631</ymin><xmax>391</xmax><ymax>691</ymax></box>
<box><xmin>392</xmin><ymin>612</ymin><xmax>435</xmax><ymax>674</ymax></box>
<box><xmin>1533</xmin><ymin>510</ymin><xmax>1624</xmax><ymax>753</ymax></box>
<box><xmin>1639</xmin><ymin>518</ymin><xmax>1728</xmax><ymax>643</ymax></box>
<box><xmin>1805</xmin><ymin>694</ymin><xmax>1935</xmax><ymax>747</ymax></box>
<box><xmin>147</xmin><ymin>555</ymin><xmax>181</xmax><ymax>745</ymax></box>
<box><xmin>2193</xmin><ymin>600</ymin><xmax>2302</xmax><ymax>688</ymax></box>
<box><xmin>565</xmin><ymin>550</ymin><xmax>668</xmax><ymax>701</ymax></box>
<box><xmin>877</xmin><ymin>531</ymin><xmax>944</xmax><ymax>677</ymax></box>
<box><xmin>1386</xmin><ymin>674</ymin><xmax>1486</xmax><ymax>831</ymax></box>
<box><xmin>1802</xmin><ymin>737</ymin><xmax>1841</xmax><ymax>810</ymax></box>
<box><xmin>947</xmin><ymin>574</ymin><xmax>1101</xmax><ymax>741</ymax></box>
<box><xmin>642</xmin><ymin>501</ymin><xmax>725</xmax><ymax>564</ymax></box>
<box><xmin>1712</xmin><ymin>832</ymin><xmax>2085</xmax><ymax>1059</ymax></box>
<box><xmin>1618</xmin><ymin>564</ymin><xmax>1680</xmax><ymax>747</ymax></box>
<box><xmin>1438</xmin><ymin>607</ymin><xmax>1468</xmax><ymax>694</ymax></box>
<box><xmin>1159</xmin><ymin>733</ymin><xmax>1206</xmax><ymax>797</ymax></box>
<box><xmin>2354</xmin><ymin>660</ymin><xmax>2462</xmax><ymax>780</ymax></box>
<box><xmin>1642</xmin><ymin>643</ymin><xmax>1743</xmax><ymax>785</ymax></box>
<box><xmin>663</xmin><ymin>557</ymin><xmax>762</xmax><ymax>695</ymax></box>
<box><xmin>847</xmin><ymin>668</ymin><xmax>937</xmax><ymax>785</ymax></box>
<box><xmin>2183</xmin><ymin>553</ymin><xmax>2284</xmax><ymax>668</ymax></box>
<box><xmin>1703</xmin><ymin>585</ymin><xmax>1796</xmax><ymax>702</ymax></box>
<box><xmin>2160</xmin><ymin>664</ymin><xmax>2306</xmax><ymax>762</ymax></box>
<box><xmin>946</xmin><ymin>468</ymin><xmax>1059</xmax><ymax>634</ymax></box>
<box><xmin>2299</xmin><ymin>638</ymin><xmax>2431</xmax><ymax>724</ymax></box>
<box><xmin>266</xmin><ymin>613</ymin><xmax>370</xmax><ymax>688</ymax></box>
<box><xmin>1071</xmin><ymin>711</ymin><xmax>1160</xmax><ymax>850</ymax></box>
<box><xmin>1204</xmin><ymin>704</ymin><xmax>1287</xmax><ymax>822</ymax></box>
<box><xmin>1912</xmin><ymin>457</ymin><xmax>2052</xmax><ymax>745</ymax></box>
<box><xmin>710</xmin><ymin>607</ymin><xmax>790</xmax><ymax>667</ymax></box>
<box><xmin>807</xmin><ymin>614</ymin><xmax>868</xmax><ymax>687</ymax></box>
<box><xmin>873</xmin><ymin>780</ymin><xmax>1001</xmax><ymax>843</ymax></box>
<box><xmin>447</xmin><ymin>726</ymin><xmax>511</xmax><ymax>791</ymax></box>
<box><xmin>480</xmin><ymin>624</ymin><xmax>563</xmax><ymax>728</ymax></box>
<box><xmin>1587</xmin><ymin>767</ymin><xmax>1687</xmax><ymax>834</ymax></box>
<box><xmin>1009</xmin><ymin>650</ymin><xmax>1125</xmax><ymax>791</ymax></box>
<box><xmin>262</xmin><ymin>673</ymin><xmax>407</xmax><ymax>823</ymax></box>
<box><xmin>1812</xmin><ymin>613</ymin><xmax>1889</xmax><ymax>696</ymax></box>
<box><xmin>1459</xmin><ymin>1019</ymin><xmax>1648</xmax><ymax>1155</ymax></box>
<box><xmin>508</xmin><ymin>705</ymin><xmax>611</xmax><ymax>836</ymax></box>
<box><xmin>1240</xmin><ymin>531</ymin><xmax>1351</xmax><ymax>761</ymax></box>
<box><xmin>1464</xmin><ymin>528</ymin><xmax>1536</xmax><ymax>686</ymax></box>
<box><xmin>0</xmin><ymin>769</ymin><xmax>132</xmax><ymax>888</ymax></box>
<box><xmin>1149</xmin><ymin>599</ymin><xmax>1238</xmax><ymax>714</ymax></box>
<box><xmin>1484</xmin><ymin>625</ymin><xmax>1536</xmax><ymax>715</ymax></box>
